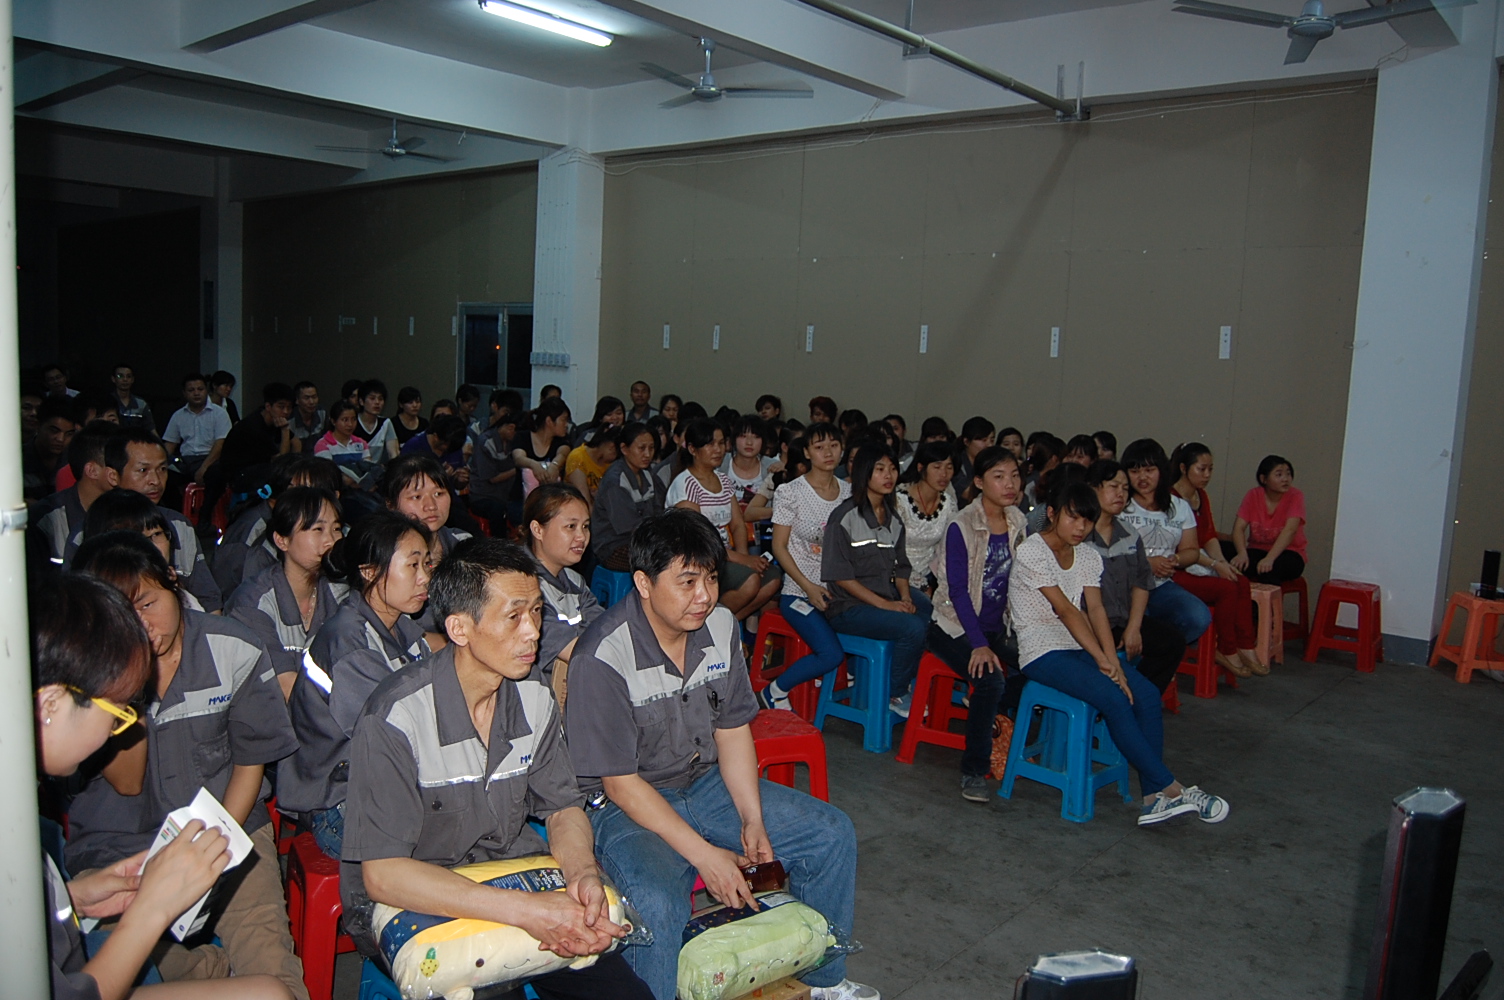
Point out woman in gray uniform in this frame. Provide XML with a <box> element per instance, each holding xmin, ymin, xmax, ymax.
<box><xmin>225</xmin><ymin>487</ymin><xmax>348</xmax><ymax>700</ymax></box>
<box><xmin>382</xmin><ymin>452</ymin><xmax>470</xmax><ymax>563</ymax></box>
<box><xmin>590</xmin><ymin>422</ymin><xmax>663</xmax><ymax>572</ymax></box>
<box><xmin>35</xmin><ymin>574</ymin><xmax>291</xmax><ymax>1000</ymax></box>
<box><xmin>524</xmin><ymin>483</ymin><xmax>602</xmax><ymax>706</ymax></box>
<box><xmin>280</xmin><ymin>510</ymin><xmax>433</xmax><ymax>858</ymax></box>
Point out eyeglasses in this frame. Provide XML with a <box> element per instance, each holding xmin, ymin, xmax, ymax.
<box><xmin>66</xmin><ymin>686</ymin><xmax>139</xmax><ymax>735</ymax></box>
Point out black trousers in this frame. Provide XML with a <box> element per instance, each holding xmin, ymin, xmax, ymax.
<box><xmin>497</xmin><ymin>953</ymin><xmax>654</xmax><ymax>1000</ymax></box>
<box><xmin>926</xmin><ymin>623</ymin><xmax>1020</xmax><ymax>777</ymax></box>
<box><xmin>1111</xmin><ymin>617</ymin><xmax>1185</xmax><ymax>694</ymax></box>
<box><xmin>1218</xmin><ymin>540</ymin><xmax>1306</xmax><ymax>585</ymax></box>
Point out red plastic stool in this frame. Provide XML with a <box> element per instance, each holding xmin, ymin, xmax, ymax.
<box><xmin>751</xmin><ymin>608</ymin><xmax>819</xmax><ymax>721</ymax></box>
<box><xmin>1161</xmin><ymin>681</ymin><xmax>1180</xmax><ymax>714</ymax></box>
<box><xmin>1304</xmin><ymin>579</ymin><xmax>1383</xmax><ymax>672</ymax></box>
<box><xmin>1177</xmin><ymin>630</ymin><xmax>1238</xmax><ymax>699</ymax></box>
<box><xmin>1281</xmin><ymin>577</ymin><xmax>1310</xmax><ymax>643</ymax></box>
<box><xmin>1430</xmin><ymin>591</ymin><xmax>1504</xmax><ymax>683</ymax></box>
<box><xmin>471</xmin><ymin>513</ymin><xmax>492</xmax><ymax>537</ymax></box>
<box><xmin>750</xmin><ymin>708</ymin><xmax>829</xmax><ymax>801</ymax></box>
<box><xmin>211</xmin><ymin>492</ymin><xmax>230</xmax><ymax>533</ymax></box>
<box><xmin>181</xmin><ymin>483</ymin><xmax>205</xmax><ymax>526</ymax></box>
<box><xmin>286</xmin><ymin>832</ymin><xmax>357</xmax><ymax>1000</ymax></box>
<box><xmin>266</xmin><ymin>797</ymin><xmax>294</xmax><ymax>856</ymax></box>
<box><xmin>895</xmin><ymin>654</ymin><xmax>968</xmax><ymax>764</ymax></box>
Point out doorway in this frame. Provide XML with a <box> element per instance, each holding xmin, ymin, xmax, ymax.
<box><xmin>457</xmin><ymin>302</ymin><xmax>534</xmax><ymax>403</ymax></box>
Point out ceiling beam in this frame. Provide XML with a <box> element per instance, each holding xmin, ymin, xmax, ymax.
<box><xmin>15</xmin><ymin>49</ymin><xmax>142</xmax><ymax>111</ymax></box>
<box><xmin>601</xmin><ymin>0</ymin><xmax>908</xmax><ymax>99</ymax></box>
<box><xmin>16</xmin><ymin>0</ymin><xmax>575</xmax><ymax>148</ymax></box>
<box><xmin>180</xmin><ymin>0</ymin><xmax>379</xmax><ymax>53</ymax></box>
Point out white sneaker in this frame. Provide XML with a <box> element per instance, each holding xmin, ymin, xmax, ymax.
<box><xmin>1179</xmin><ymin>785</ymin><xmax>1230</xmax><ymax>823</ymax></box>
<box><xmin>1138</xmin><ymin>792</ymin><xmax>1198</xmax><ymax>827</ymax></box>
<box><xmin>757</xmin><ymin>683</ymin><xmax>791</xmax><ymax>712</ymax></box>
<box><xmin>809</xmin><ymin>981</ymin><xmax>881</xmax><ymax>1000</ymax></box>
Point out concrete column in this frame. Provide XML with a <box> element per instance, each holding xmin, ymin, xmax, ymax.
<box><xmin>531</xmin><ymin>147</ymin><xmax>604</xmax><ymax>409</ymax></box>
<box><xmin>201</xmin><ymin>158</ymin><xmax>242</xmax><ymax>408</ymax></box>
<box><xmin>1330</xmin><ymin>0</ymin><xmax>1500</xmax><ymax>664</ymax></box>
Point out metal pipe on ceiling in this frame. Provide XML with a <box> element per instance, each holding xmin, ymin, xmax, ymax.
<box><xmin>793</xmin><ymin>0</ymin><xmax>1085</xmax><ymax>119</ymax></box>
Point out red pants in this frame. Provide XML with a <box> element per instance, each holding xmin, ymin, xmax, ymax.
<box><xmin>1174</xmin><ymin>571</ymin><xmax>1255</xmax><ymax>654</ymax></box>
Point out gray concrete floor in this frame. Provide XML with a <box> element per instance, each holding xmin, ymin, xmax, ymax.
<box><xmin>331</xmin><ymin>644</ymin><xmax>1504</xmax><ymax>999</ymax></box>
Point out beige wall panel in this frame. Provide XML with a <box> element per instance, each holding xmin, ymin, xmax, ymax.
<box><xmin>919</xmin><ymin>126</ymin><xmax>1078</xmax><ymax>257</ymax></box>
<box><xmin>1068</xmin><ymin>104</ymin><xmax>1255</xmax><ymax>252</ymax></box>
<box><xmin>912</xmin><ymin>250</ymin><xmax>1071</xmax><ymax>432</ymax></box>
<box><xmin>800</xmin><ymin>139</ymin><xmax>928</xmax><ymax>259</ymax></box>
<box><xmin>602</xmin><ymin>164</ymin><xmax>696</xmax><ymax>264</ymax></box>
<box><xmin>689</xmin><ymin>151</ymin><xmax>804</xmax><ymax>262</ymax></box>
<box><xmin>1245</xmin><ymin>88</ymin><xmax>1374</xmax><ymax>250</ymax></box>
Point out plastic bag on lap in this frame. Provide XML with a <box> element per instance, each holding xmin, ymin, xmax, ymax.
<box><xmin>676</xmin><ymin>891</ymin><xmax>858</xmax><ymax>1000</ymax></box>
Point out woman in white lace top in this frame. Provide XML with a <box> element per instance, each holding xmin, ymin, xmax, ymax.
<box><xmin>894</xmin><ymin>441</ymin><xmax>959</xmax><ymax>593</ymax></box>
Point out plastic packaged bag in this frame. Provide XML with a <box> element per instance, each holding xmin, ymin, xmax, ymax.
<box><xmin>373</xmin><ymin>854</ymin><xmax>650</xmax><ymax>1000</ymax></box>
<box><xmin>677</xmin><ymin>891</ymin><xmax>859</xmax><ymax>1000</ymax></box>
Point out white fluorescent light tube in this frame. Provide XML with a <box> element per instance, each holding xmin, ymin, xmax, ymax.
<box><xmin>479</xmin><ymin>0</ymin><xmax>613</xmax><ymax>46</ymax></box>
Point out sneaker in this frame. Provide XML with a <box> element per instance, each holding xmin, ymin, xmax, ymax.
<box><xmin>961</xmin><ymin>774</ymin><xmax>990</xmax><ymax>803</ymax></box>
<box><xmin>809</xmin><ymin>980</ymin><xmax>881</xmax><ymax>1000</ymax></box>
<box><xmin>1138</xmin><ymin>792</ymin><xmax>1199</xmax><ymax>827</ymax></box>
<box><xmin>1179</xmin><ymin>785</ymin><xmax>1230</xmax><ymax>823</ymax></box>
<box><xmin>889</xmin><ymin>693</ymin><xmax>911</xmax><ymax>719</ymax></box>
<box><xmin>757</xmin><ymin>683</ymin><xmax>791</xmax><ymax>712</ymax></box>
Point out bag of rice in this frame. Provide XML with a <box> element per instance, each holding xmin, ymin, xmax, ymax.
<box><xmin>373</xmin><ymin>854</ymin><xmax>644</xmax><ymax>1000</ymax></box>
<box><xmin>676</xmin><ymin>892</ymin><xmax>837</xmax><ymax>1000</ymax></box>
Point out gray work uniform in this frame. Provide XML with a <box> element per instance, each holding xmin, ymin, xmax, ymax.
<box><xmin>31</xmin><ymin>486</ymin><xmax>83</xmax><ymax>569</ymax></box>
<box><xmin>339</xmin><ymin>645</ymin><xmax>581</xmax><ymax>951</ymax></box>
<box><xmin>279</xmin><ymin>592</ymin><xmax>430</xmax><ymax>816</ymax></box>
<box><xmin>468</xmin><ymin>427</ymin><xmax>517</xmax><ymax>504</ymax></box>
<box><xmin>1085</xmin><ymin>517</ymin><xmax>1153</xmax><ymax>628</ymax></box>
<box><xmin>438</xmin><ymin>525</ymin><xmax>472</xmax><ymax>557</ymax></box>
<box><xmin>225</xmin><ymin>562</ymin><xmax>349</xmax><ymax>679</ymax></box>
<box><xmin>46</xmin><ymin>854</ymin><xmax>99</xmax><ymax>1000</ymax></box>
<box><xmin>590</xmin><ymin>459</ymin><xmax>664</xmax><ymax>562</ymax></box>
<box><xmin>565</xmin><ymin>597</ymin><xmax>758</xmax><ymax>796</ymax></box>
<box><xmin>212</xmin><ymin>500</ymin><xmax>276</xmax><ymax>596</ymax></box>
<box><xmin>533</xmin><ymin>558</ymin><xmax>603</xmax><ymax>685</ymax></box>
<box><xmin>65</xmin><ymin>609</ymin><xmax>297</xmax><ymax>873</ymax></box>
<box><xmin>819</xmin><ymin>496</ymin><xmax>912</xmax><ymax>617</ymax></box>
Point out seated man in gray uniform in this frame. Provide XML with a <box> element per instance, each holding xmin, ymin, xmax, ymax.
<box><xmin>565</xmin><ymin>510</ymin><xmax>875</xmax><ymax>1000</ymax></box>
<box><xmin>340</xmin><ymin>538</ymin><xmax>653</xmax><ymax>1000</ymax></box>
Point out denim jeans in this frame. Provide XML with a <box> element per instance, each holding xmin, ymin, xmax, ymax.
<box><xmin>1145</xmin><ymin>580</ymin><xmax>1212</xmax><ymax>647</ymax></box>
<box><xmin>307</xmin><ymin>801</ymin><xmax>344</xmax><ymax>859</ymax></box>
<box><xmin>826</xmin><ymin>595</ymin><xmax>930</xmax><ymax>695</ymax></box>
<box><xmin>590</xmin><ymin>769</ymin><xmax>857</xmax><ymax>1000</ymax></box>
<box><xmin>924</xmin><ymin>624</ymin><xmax>1014</xmax><ymax>777</ymax></box>
<box><xmin>1021</xmin><ymin>649</ymin><xmax>1175</xmax><ymax>795</ymax></box>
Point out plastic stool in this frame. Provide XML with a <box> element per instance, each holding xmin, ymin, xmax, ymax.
<box><xmin>813</xmin><ymin>634</ymin><xmax>897</xmax><ymax>752</ymax></box>
<box><xmin>1249</xmin><ymin>582</ymin><xmax>1284</xmax><ymax>667</ymax></box>
<box><xmin>1281</xmin><ymin>576</ymin><xmax>1310</xmax><ymax>643</ymax></box>
<box><xmin>181</xmin><ymin>483</ymin><xmax>204</xmax><ymax>526</ymax></box>
<box><xmin>1160</xmin><ymin>682</ymin><xmax>1180</xmax><ymax>714</ymax></box>
<box><xmin>1430</xmin><ymin>591</ymin><xmax>1504</xmax><ymax>683</ymax></box>
<box><xmin>1177</xmin><ymin>629</ymin><xmax>1238</xmax><ymax>699</ymax></box>
<box><xmin>750</xmin><ymin>708</ymin><xmax>829</xmax><ymax>801</ymax></box>
<box><xmin>471</xmin><ymin>513</ymin><xmax>492</xmax><ymax>537</ymax></box>
<box><xmin>588</xmin><ymin>567</ymin><xmax>635</xmax><ymax>608</ymax></box>
<box><xmin>894</xmin><ymin>653</ymin><xmax>968</xmax><ymax>764</ymax></box>
<box><xmin>358</xmin><ymin>961</ymin><xmax>402</xmax><ymax>1000</ymax></box>
<box><xmin>751</xmin><ymin>608</ymin><xmax>819</xmax><ymax>721</ymax></box>
<box><xmin>266</xmin><ymin>797</ymin><xmax>294</xmax><ymax>856</ymax></box>
<box><xmin>286</xmin><ymin>832</ymin><xmax>357</xmax><ymax>1000</ymax></box>
<box><xmin>999</xmin><ymin>682</ymin><xmax>1134</xmax><ymax>822</ymax></box>
<box><xmin>1304</xmin><ymin>579</ymin><xmax>1383</xmax><ymax>672</ymax></box>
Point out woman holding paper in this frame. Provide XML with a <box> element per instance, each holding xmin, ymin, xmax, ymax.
<box><xmin>34</xmin><ymin>572</ymin><xmax>291</xmax><ymax>1000</ymax></box>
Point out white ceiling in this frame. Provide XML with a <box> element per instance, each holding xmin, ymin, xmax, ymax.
<box><xmin>12</xmin><ymin>0</ymin><xmax>1488</xmax><ymax>197</ymax></box>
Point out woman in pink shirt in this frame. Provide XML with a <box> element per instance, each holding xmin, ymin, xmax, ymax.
<box><xmin>1227</xmin><ymin>454</ymin><xmax>1307</xmax><ymax>584</ymax></box>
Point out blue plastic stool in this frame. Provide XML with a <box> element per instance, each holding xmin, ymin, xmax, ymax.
<box><xmin>813</xmin><ymin>634</ymin><xmax>898</xmax><ymax>753</ymax></box>
<box><xmin>360</xmin><ymin>959</ymin><xmax>541</xmax><ymax>999</ymax></box>
<box><xmin>589</xmin><ymin>567</ymin><xmax>635</xmax><ymax>608</ymax></box>
<box><xmin>998</xmin><ymin>681</ymin><xmax>1134</xmax><ymax>822</ymax></box>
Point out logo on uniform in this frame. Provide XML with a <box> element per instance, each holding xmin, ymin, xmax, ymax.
<box><xmin>705</xmin><ymin>661</ymin><xmax>728</xmax><ymax>673</ymax></box>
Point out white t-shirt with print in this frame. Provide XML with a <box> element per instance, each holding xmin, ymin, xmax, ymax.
<box><xmin>668</xmin><ymin>469</ymin><xmax>737</xmax><ymax>546</ymax></box>
<box><xmin>1119</xmin><ymin>495</ymin><xmax>1195</xmax><ymax>589</ymax></box>
<box><xmin>1008</xmin><ymin>533</ymin><xmax>1104</xmax><ymax>668</ymax></box>
<box><xmin>772</xmin><ymin>476</ymin><xmax>852</xmax><ymax>598</ymax></box>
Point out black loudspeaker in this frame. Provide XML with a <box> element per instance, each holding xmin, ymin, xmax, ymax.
<box><xmin>1021</xmin><ymin>950</ymin><xmax>1137</xmax><ymax>1000</ymax></box>
<box><xmin>1480</xmin><ymin>551</ymin><xmax>1500</xmax><ymax>600</ymax></box>
<box><xmin>1362</xmin><ymin>788</ymin><xmax>1467</xmax><ymax>1000</ymax></box>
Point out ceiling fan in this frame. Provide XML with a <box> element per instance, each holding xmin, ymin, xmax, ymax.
<box><xmin>1173</xmin><ymin>0</ymin><xmax>1474</xmax><ymax>64</ymax></box>
<box><xmin>642</xmin><ymin>37</ymin><xmax>814</xmax><ymax>108</ymax></box>
<box><xmin>316</xmin><ymin>119</ymin><xmax>457</xmax><ymax>161</ymax></box>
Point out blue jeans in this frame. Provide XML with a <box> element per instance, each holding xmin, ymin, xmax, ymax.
<box><xmin>827</xmin><ymin>594</ymin><xmax>929</xmax><ymax>696</ymax></box>
<box><xmin>1145</xmin><ymin>580</ymin><xmax>1212</xmax><ymax>647</ymax></box>
<box><xmin>307</xmin><ymin>801</ymin><xmax>345</xmax><ymax>859</ymax></box>
<box><xmin>1022</xmin><ymin>649</ymin><xmax>1175</xmax><ymax>795</ymax></box>
<box><xmin>590</xmin><ymin>769</ymin><xmax>857</xmax><ymax>1000</ymax></box>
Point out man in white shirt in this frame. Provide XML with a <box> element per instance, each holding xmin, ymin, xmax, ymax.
<box><xmin>162</xmin><ymin>373</ymin><xmax>232</xmax><ymax>482</ymax></box>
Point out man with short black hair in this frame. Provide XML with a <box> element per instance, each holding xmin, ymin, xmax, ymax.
<box><xmin>163</xmin><ymin>372</ymin><xmax>231</xmax><ymax>482</ymax></box>
<box><xmin>626</xmin><ymin>381</ymin><xmax>655</xmax><ymax>423</ymax></box>
<box><xmin>566</xmin><ymin>510</ymin><xmax>873</xmax><ymax>1000</ymax></box>
<box><xmin>42</xmin><ymin>362</ymin><xmax>79</xmax><ymax>398</ymax></box>
<box><xmin>216</xmin><ymin>382</ymin><xmax>296</xmax><ymax>490</ymax></box>
<box><xmin>341</xmin><ymin>538</ymin><xmax>652</xmax><ymax>1000</ymax></box>
<box><xmin>23</xmin><ymin>397</ymin><xmax>77</xmax><ymax>500</ymax></box>
<box><xmin>29</xmin><ymin>420</ymin><xmax>118</xmax><ymax>572</ymax></box>
<box><xmin>290</xmin><ymin>380</ymin><xmax>324</xmax><ymax>444</ymax></box>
